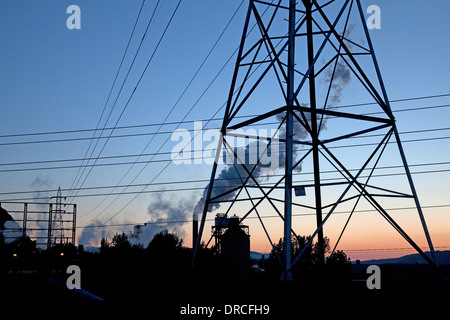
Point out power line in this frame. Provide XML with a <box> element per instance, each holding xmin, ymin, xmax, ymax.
<box><xmin>76</xmin><ymin>203</ymin><xmax>450</xmax><ymax>229</ymax></box>
<box><xmin>1</xmin><ymin>0</ymin><xmax>267</xmax><ymax>227</ymax></box>
<box><xmin>67</xmin><ymin>0</ymin><xmax>164</xmax><ymax>200</ymax></box>
<box><xmin>2</xmin><ymin>164</ymin><xmax>450</xmax><ymax>202</ymax></box>
<box><xmin>83</xmin><ymin>0</ymin><xmax>246</xmax><ymax>220</ymax></box>
<box><xmin>1</xmin><ymin>97</ymin><xmax>449</xmax><ymax>142</ymax></box>
<box><xmin>1</xmin><ymin>132</ymin><xmax>449</xmax><ymax>172</ymax></box>
<box><xmin>90</xmin><ymin>0</ymin><xmax>282</xmax><ymax>226</ymax></box>
<box><xmin>1</xmin><ymin>0</ymin><xmax>447</xmax><ymax>229</ymax></box>
<box><xmin>1</xmin><ymin>0</ymin><xmax>447</xmax><ymax>259</ymax></box>
<box><xmin>0</xmin><ymin>117</ymin><xmax>450</xmax><ymax>148</ymax></box>
<box><xmin>342</xmin><ymin>246</ymin><xmax>450</xmax><ymax>252</ymax></box>
<box><xmin>67</xmin><ymin>0</ymin><xmax>182</xmax><ymax>203</ymax></box>
<box><xmin>2</xmin><ymin>160</ymin><xmax>449</xmax><ymax>197</ymax></box>
<box><xmin>334</xmin><ymin>93</ymin><xmax>450</xmax><ymax>109</ymax></box>
<box><xmin>66</xmin><ymin>0</ymin><xmax>153</xmax><ymax>202</ymax></box>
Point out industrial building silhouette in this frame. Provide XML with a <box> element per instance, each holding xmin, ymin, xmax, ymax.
<box><xmin>212</xmin><ymin>214</ymin><xmax>250</xmax><ymax>277</ymax></box>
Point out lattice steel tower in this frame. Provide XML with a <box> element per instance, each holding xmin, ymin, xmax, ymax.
<box><xmin>193</xmin><ymin>0</ymin><xmax>438</xmax><ymax>279</ymax></box>
<box><xmin>50</xmin><ymin>187</ymin><xmax>67</xmax><ymax>246</ymax></box>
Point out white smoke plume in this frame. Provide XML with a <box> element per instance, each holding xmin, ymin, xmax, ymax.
<box><xmin>193</xmin><ymin>33</ymin><xmax>353</xmax><ymax>218</ymax></box>
<box><xmin>130</xmin><ymin>193</ymin><xmax>192</xmax><ymax>246</ymax></box>
<box><xmin>79</xmin><ymin>194</ymin><xmax>192</xmax><ymax>247</ymax></box>
<box><xmin>193</xmin><ymin>142</ymin><xmax>265</xmax><ymax>215</ymax></box>
<box><xmin>78</xmin><ymin>219</ymin><xmax>107</xmax><ymax>246</ymax></box>
<box><xmin>324</xmin><ymin>61</ymin><xmax>351</xmax><ymax>106</ymax></box>
<box><xmin>30</xmin><ymin>176</ymin><xmax>53</xmax><ymax>246</ymax></box>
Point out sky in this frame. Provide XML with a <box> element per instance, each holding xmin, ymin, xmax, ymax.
<box><xmin>0</xmin><ymin>0</ymin><xmax>449</xmax><ymax>261</ymax></box>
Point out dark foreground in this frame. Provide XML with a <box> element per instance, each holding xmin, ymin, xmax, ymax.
<box><xmin>1</xmin><ymin>247</ymin><xmax>449</xmax><ymax>318</ymax></box>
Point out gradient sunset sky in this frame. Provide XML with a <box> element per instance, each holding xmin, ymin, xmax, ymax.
<box><xmin>0</xmin><ymin>0</ymin><xmax>449</xmax><ymax>261</ymax></box>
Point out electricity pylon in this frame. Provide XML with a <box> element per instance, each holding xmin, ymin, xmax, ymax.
<box><xmin>192</xmin><ymin>0</ymin><xmax>439</xmax><ymax>279</ymax></box>
<box><xmin>50</xmin><ymin>187</ymin><xmax>67</xmax><ymax>246</ymax></box>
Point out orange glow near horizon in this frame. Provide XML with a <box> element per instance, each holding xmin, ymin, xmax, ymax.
<box><xmin>182</xmin><ymin>206</ymin><xmax>449</xmax><ymax>262</ymax></box>
<box><xmin>74</xmin><ymin>204</ymin><xmax>449</xmax><ymax>263</ymax></box>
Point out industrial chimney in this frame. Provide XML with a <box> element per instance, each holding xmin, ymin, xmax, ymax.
<box><xmin>192</xmin><ymin>213</ymin><xmax>198</xmax><ymax>249</ymax></box>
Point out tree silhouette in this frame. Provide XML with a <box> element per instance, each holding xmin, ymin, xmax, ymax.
<box><xmin>266</xmin><ymin>234</ymin><xmax>339</xmax><ymax>279</ymax></box>
<box><xmin>100</xmin><ymin>232</ymin><xmax>134</xmax><ymax>255</ymax></box>
<box><xmin>100</xmin><ymin>237</ymin><xmax>110</xmax><ymax>254</ymax></box>
<box><xmin>111</xmin><ymin>232</ymin><xmax>131</xmax><ymax>250</ymax></box>
<box><xmin>327</xmin><ymin>250</ymin><xmax>350</xmax><ymax>265</ymax></box>
<box><xmin>270</xmin><ymin>234</ymin><xmax>331</xmax><ymax>265</ymax></box>
<box><xmin>146</xmin><ymin>229</ymin><xmax>189</xmax><ymax>278</ymax></box>
<box><xmin>147</xmin><ymin>229</ymin><xmax>181</xmax><ymax>255</ymax></box>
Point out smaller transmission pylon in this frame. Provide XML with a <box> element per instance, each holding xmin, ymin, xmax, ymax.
<box><xmin>50</xmin><ymin>187</ymin><xmax>67</xmax><ymax>246</ymax></box>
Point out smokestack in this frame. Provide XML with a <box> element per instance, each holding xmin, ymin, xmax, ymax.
<box><xmin>192</xmin><ymin>213</ymin><xmax>198</xmax><ymax>249</ymax></box>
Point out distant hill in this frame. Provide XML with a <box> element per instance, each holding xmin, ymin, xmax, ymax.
<box><xmin>361</xmin><ymin>250</ymin><xmax>450</xmax><ymax>265</ymax></box>
<box><xmin>250</xmin><ymin>251</ymin><xmax>269</xmax><ymax>261</ymax></box>
<box><xmin>251</xmin><ymin>250</ymin><xmax>450</xmax><ymax>265</ymax></box>
<box><xmin>82</xmin><ymin>246</ymin><xmax>100</xmax><ymax>254</ymax></box>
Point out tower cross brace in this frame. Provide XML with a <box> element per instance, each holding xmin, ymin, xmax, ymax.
<box><xmin>192</xmin><ymin>0</ymin><xmax>439</xmax><ymax>278</ymax></box>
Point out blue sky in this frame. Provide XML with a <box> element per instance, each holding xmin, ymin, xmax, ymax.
<box><xmin>0</xmin><ymin>0</ymin><xmax>449</xmax><ymax>259</ymax></box>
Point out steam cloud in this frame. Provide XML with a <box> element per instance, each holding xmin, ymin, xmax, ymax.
<box><xmin>193</xmin><ymin>141</ymin><xmax>276</xmax><ymax>216</ymax></box>
<box><xmin>78</xmin><ymin>219</ymin><xmax>106</xmax><ymax>246</ymax></box>
<box><xmin>30</xmin><ymin>176</ymin><xmax>53</xmax><ymax>244</ymax></box>
<box><xmin>79</xmin><ymin>194</ymin><xmax>192</xmax><ymax>247</ymax></box>
<box><xmin>130</xmin><ymin>193</ymin><xmax>191</xmax><ymax>245</ymax></box>
<box><xmin>193</xmin><ymin>53</ymin><xmax>352</xmax><ymax>217</ymax></box>
<box><xmin>78</xmin><ymin>59</ymin><xmax>352</xmax><ymax>247</ymax></box>
<box><xmin>192</xmin><ymin>119</ymin><xmax>309</xmax><ymax>217</ymax></box>
<box><xmin>324</xmin><ymin>61</ymin><xmax>351</xmax><ymax>106</ymax></box>
<box><xmin>31</xmin><ymin>176</ymin><xmax>52</xmax><ymax>205</ymax></box>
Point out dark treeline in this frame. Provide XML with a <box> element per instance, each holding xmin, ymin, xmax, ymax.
<box><xmin>1</xmin><ymin>228</ymin><xmax>353</xmax><ymax>302</ymax></box>
<box><xmin>1</xmin><ymin>228</ymin><xmax>448</xmax><ymax>311</ymax></box>
<box><xmin>1</xmin><ymin>229</ymin><xmax>200</xmax><ymax>301</ymax></box>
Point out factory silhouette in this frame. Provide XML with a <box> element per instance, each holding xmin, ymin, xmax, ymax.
<box><xmin>2</xmin><ymin>202</ymin><xmax>448</xmax><ymax>310</ymax></box>
<box><xmin>1</xmin><ymin>202</ymin><xmax>353</xmax><ymax>302</ymax></box>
